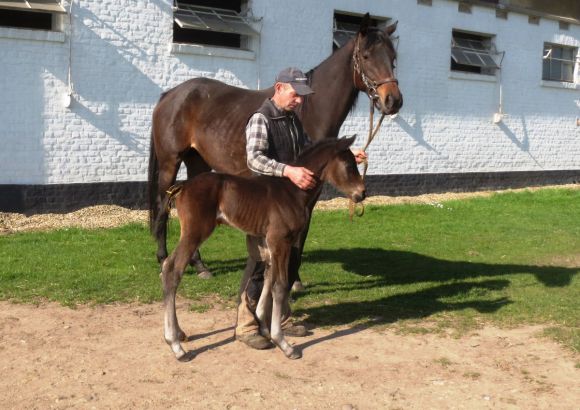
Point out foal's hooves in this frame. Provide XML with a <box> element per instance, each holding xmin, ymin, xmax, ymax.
<box><xmin>197</xmin><ymin>270</ymin><xmax>213</xmax><ymax>280</ymax></box>
<box><xmin>285</xmin><ymin>348</ymin><xmax>302</xmax><ymax>360</ymax></box>
<box><xmin>177</xmin><ymin>350</ymin><xmax>196</xmax><ymax>362</ymax></box>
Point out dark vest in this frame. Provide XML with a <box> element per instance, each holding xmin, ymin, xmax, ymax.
<box><xmin>255</xmin><ymin>99</ymin><xmax>309</xmax><ymax>164</ymax></box>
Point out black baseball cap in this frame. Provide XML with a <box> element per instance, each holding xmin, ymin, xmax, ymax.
<box><xmin>275</xmin><ymin>67</ymin><xmax>314</xmax><ymax>96</ymax></box>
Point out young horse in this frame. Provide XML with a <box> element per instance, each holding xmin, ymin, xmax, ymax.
<box><xmin>149</xmin><ymin>13</ymin><xmax>402</xmax><ymax>276</ymax></box>
<box><xmin>159</xmin><ymin>137</ymin><xmax>365</xmax><ymax>361</ymax></box>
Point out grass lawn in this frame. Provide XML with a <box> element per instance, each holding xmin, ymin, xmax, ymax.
<box><xmin>1</xmin><ymin>187</ymin><xmax>578</xmax><ymax>350</ymax></box>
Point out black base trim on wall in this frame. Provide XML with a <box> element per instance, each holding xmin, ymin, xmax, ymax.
<box><xmin>2</xmin><ymin>170</ymin><xmax>579</xmax><ymax>214</ymax></box>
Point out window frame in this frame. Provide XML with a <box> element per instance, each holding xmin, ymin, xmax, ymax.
<box><xmin>450</xmin><ymin>29</ymin><xmax>500</xmax><ymax>76</ymax></box>
<box><xmin>172</xmin><ymin>0</ymin><xmax>258</xmax><ymax>52</ymax></box>
<box><xmin>542</xmin><ymin>43</ymin><xmax>578</xmax><ymax>84</ymax></box>
<box><xmin>0</xmin><ymin>0</ymin><xmax>66</xmax><ymax>32</ymax></box>
<box><xmin>332</xmin><ymin>11</ymin><xmax>391</xmax><ymax>52</ymax></box>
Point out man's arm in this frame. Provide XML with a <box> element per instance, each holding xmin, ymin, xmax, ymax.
<box><xmin>246</xmin><ymin>113</ymin><xmax>286</xmax><ymax>177</ymax></box>
<box><xmin>246</xmin><ymin>113</ymin><xmax>315</xmax><ymax>190</ymax></box>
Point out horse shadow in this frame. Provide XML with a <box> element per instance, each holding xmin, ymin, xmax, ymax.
<box><xmin>292</xmin><ymin>248</ymin><xmax>578</xmax><ymax>351</ymax></box>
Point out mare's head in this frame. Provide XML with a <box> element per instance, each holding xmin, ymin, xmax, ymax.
<box><xmin>297</xmin><ymin>136</ymin><xmax>366</xmax><ymax>203</ymax></box>
<box><xmin>353</xmin><ymin>13</ymin><xmax>403</xmax><ymax>115</ymax></box>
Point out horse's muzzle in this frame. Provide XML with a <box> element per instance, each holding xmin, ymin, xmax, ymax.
<box><xmin>352</xmin><ymin>190</ymin><xmax>366</xmax><ymax>203</ymax></box>
<box><xmin>376</xmin><ymin>83</ymin><xmax>403</xmax><ymax>115</ymax></box>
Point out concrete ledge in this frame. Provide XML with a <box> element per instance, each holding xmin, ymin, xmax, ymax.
<box><xmin>2</xmin><ymin>170</ymin><xmax>580</xmax><ymax>215</ymax></box>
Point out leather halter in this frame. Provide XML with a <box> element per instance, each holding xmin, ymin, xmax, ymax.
<box><xmin>352</xmin><ymin>35</ymin><xmax>398</xmax><ymax>102</ymax></box>
<box><xmin>348</xmin><ymin>34</ymin><xmax>398</xmax><ymax>220</ymax></box>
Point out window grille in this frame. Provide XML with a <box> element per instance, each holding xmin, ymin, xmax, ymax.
<box><xmin>542</xmin><ymin>43</ymin><xmax>577</xmax><ymax>83</ymax></box>
<box><xmin>172</xmin><ymin>1</ymin><xmax>258</xmax><ymax>49</ymax></box>
<box><xmin>451</xmin><ymin>30</ymin><xmax>499</xmax><ymax>74</ymax></box>
<box><xmin>332</xmin><ymin>12</ymin><xmax>389</xmax><ymax>51</ymax></box>
<box><xmin>0</xmin><ymin>0</ymin><xmax>65</xmax><ymax>13</ymax></box>
<box><xmin>0</xmin><ymin>0</ymin><xmax>65</xmax><ymax>31</ymax></box>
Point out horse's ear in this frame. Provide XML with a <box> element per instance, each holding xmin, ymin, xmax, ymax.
<box><xmin>385</xmin><ymin>20</ymin><xmax>398</xmax><ymax>37</ymax></box>
<box><xmin>337</xmin><ymin>135</ymin><xmax>357</xmax><ymax>150</ymax></box>
<box><xmin>359</xmin><ymin>13</ymin><xmax>371</xmax><ymax>35</ymax></box>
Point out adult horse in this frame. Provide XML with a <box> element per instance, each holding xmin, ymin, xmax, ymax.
<box><xmin>149</xmin><ymin>13</ymin><xmax>402</xmax><ymax>273</ymax></box>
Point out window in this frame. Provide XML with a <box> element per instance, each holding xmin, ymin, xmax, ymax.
<box><xmin>173</xmin><ymin>0</ymin><xmax>257</xmax><ymax>50</ymax></box>
<box><xmin>450</xmin><ymin>30</ymin><xmax>499</xmax><ymax>75</ymax></box>
<box><xmin>333</xmin><ymin>11</ymin><xmax>389</xmax><ymax>52</ymax></box>
<box><xmin>0</xmin><ymin>0</ymin><xmax>65</xmax><ymax>31</ymax></box>
<box><xmin>542</xmin><ymin>43</ymin><xmax>577</xmax><ymax>83</ymax></box>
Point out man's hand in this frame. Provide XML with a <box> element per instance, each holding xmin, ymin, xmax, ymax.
<box><xmin>283</xmin><ymin>165</ymin><xmax>316</xmax><ymax>190</ymax></box>
<box><xmin>351</xmin><ymin>148</ymin><xmax>368</xmax><ymax>164</ymax></box>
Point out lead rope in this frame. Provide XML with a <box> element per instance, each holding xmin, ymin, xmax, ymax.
<box><xmin>349</xmin><ymin>98</ymin><xmax>386</xmax><ymax>221</ymax></box>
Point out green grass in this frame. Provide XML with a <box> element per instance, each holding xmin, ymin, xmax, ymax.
<box><xmin>1</xmin><ymin>187</ymin><xmax>579</xmax><ymax>350</ymax></box>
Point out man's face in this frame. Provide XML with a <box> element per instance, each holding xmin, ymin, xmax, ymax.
<box><xmin>275</xmin><ymin>83</ymin><xmax>304</xmax><ymax>111</ymax></box>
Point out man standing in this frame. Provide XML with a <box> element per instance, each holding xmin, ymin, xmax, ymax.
<box><xmin>235</xmin><ymin>67</ymin><xmax>366</xmax><ymax>349</ymax></box>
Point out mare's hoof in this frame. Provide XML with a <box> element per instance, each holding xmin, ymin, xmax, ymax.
<box><xmin>197</xmin><ymin>270</ymin><xmax>213</xmax><ymax>280</ymax></box>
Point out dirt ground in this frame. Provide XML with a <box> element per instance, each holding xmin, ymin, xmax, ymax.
<box><xmin>0</xmin><ymin>300</ymin><xmax>578</xmax><ymax>409</ymax></box>
<box><xmin>1</xmin><ymin>186</ymin><xmax>579</xmax><ymax>409</ymax></box>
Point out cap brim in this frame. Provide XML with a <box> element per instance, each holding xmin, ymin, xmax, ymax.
<box><xmin>290</xmin><ymin>82</ymin><xmax>314</xmax><ymax>96</ymax></box>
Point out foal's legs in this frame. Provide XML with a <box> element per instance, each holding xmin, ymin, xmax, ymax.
<box><xmin>161</xmin><ymin>238</ymin><xmax>199</xmax><ymax>361</ymax></box>
<box><xmin>183</xmin><ymin>152</ymin><xmax>212</xmax><ymax>277</ymax></box>
<box><xmin>263</xmin><ymin>239</ymin><xmax>301</xmax><ymax>359</ymax></box>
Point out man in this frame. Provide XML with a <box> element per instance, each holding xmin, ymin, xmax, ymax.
<box><xmin>235</xmin><ymin>67</ymin><xmax>367</xmax><ymax>349</ymax></box>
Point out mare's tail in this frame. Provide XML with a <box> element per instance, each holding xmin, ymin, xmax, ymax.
<box><xmin>153</xmin><ymin>183</ymin><xmax>184</xmax><ymax>242</ymax></box>
<box><xmin>147</xmin><ymin>126</ymin><xmax>159</xmax><ymax>235</ymax></box>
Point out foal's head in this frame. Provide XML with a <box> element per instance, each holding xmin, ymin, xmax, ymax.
<box><xmin>298</xmin><ymin>136</ymin><xmax>366</xmax><ymax>203</ymax></box>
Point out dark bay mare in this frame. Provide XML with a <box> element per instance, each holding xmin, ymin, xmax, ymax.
<box><xmin>158</xmin><ymin>137</ymin><xmax>365</xmax><ymax>361</ymax></box>
<box><xmin>149</xmin><ymin>13</ymin><xmax>402</xmax><ymax>274</ymax></box>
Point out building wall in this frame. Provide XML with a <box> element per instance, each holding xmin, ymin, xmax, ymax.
<box><xmin>0</xmin><ymin>0</ymin><xmax>578</xmax><ymax>195</ymax></box>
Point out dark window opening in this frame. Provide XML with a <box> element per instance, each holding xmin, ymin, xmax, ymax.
<box><xmin>0</xmin><ymin>8</ymin><xmax>52</xmax><ymax>30</ymax></box>
<box><xmin>451</xmin><ymin>30</ymin><xmax>499</xmax><ymax>75</ymax></box>
<box><xmin>333</xmin><ymin>12</ymin><xmax>387</xmax><ymax>51</ymax></box>
<box><xmin>173</xmin><ymin>0</ymin><xmax>256</xmax><ymax>50</ymax></box>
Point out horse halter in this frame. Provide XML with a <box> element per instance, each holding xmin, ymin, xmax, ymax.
<box><xmin>352</xmin><ymin>35</ymin><xmax>398</xmax><ymax>102</ymax></box>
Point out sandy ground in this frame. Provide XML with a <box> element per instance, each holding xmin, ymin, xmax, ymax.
<box><xmin>0</xmin><ymin>300</ymin><xmax>578</xmax><ymax>410</ymax></box>
<box><xmin>1</xmin><ymin>186</ymin><xmax>579</xmax><ymax>408</ymax></box>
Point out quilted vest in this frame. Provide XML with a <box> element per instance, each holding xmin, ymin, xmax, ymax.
<box><xmin>255</xmin><ymin>99</ymin><xmax>308</xmax><ymax>164</ymax></box>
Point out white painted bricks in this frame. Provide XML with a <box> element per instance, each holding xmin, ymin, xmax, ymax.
<box><xmin>0</xmin><ymin>0</ymin><xmax>578</xmax><ymax>184</ymax></box>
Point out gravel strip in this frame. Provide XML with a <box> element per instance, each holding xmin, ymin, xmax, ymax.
<box><xmin>2</xmin><ymin>184</ymin><xmax>578</xmax><ymax>235</ymax></box>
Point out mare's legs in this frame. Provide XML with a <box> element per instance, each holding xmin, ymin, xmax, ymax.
<box><xmin>183</xmin><ymin>151</ymin><xmax>213</xmax><ymax>277</ymax></box>
<box><xmin>290</xmin><ymin>199</ymin><xmax>318</xmax><ymax>290</ymax></box>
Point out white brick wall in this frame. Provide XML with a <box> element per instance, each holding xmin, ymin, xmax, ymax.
<box><xmin>0</xmin><ymin>0</ymin><xmax>578</xmax><ymax>184</ymax></box>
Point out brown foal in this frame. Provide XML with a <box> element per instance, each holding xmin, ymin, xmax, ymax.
<box><xmin>158</xmin><ymin>137</ymin><xmax>366</xmax><ymax>361</ymax></box>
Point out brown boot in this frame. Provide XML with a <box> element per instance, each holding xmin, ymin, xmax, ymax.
<box><xmin>282</xmin><ymin>323</ymin><xmax>309</xmax><ymax>337</ymax></box>
<box><xmin>236</xmin><ymin>333</ymin><xmax>274</xmax><ymax>349</ymax></box>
